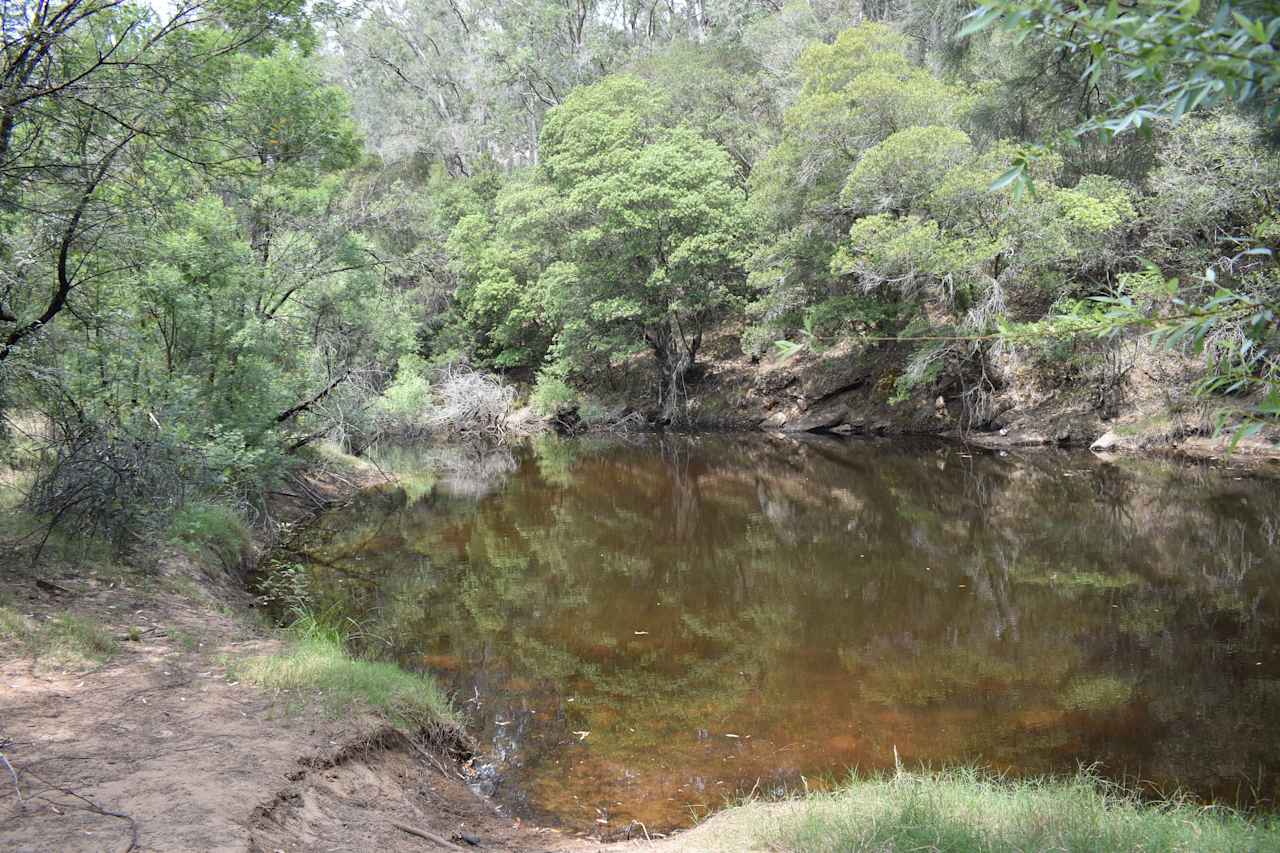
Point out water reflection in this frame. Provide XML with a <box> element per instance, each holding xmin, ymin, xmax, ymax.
<box><xmin>299</xmin><ymin>435</ymin><xmax>1280</xmax><ymax>833</ymax></box>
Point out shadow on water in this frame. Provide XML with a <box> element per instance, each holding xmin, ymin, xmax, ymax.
<box><xmin>296</xmin><ymin>434</ymin><xmax>1280</xmax><ymax>833</ymax></box>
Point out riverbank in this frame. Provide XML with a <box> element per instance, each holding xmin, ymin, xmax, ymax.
<box><xmin>0</xmin><ymin>452</ymin><xmax>600</xmax><ymax>851</ymax></box>
<box><xmin>651</xmin><ymin>769</ymin><xmax>1280</xmax><ymax>852</ymax></box>
<box><xmin>570</xmin><ymin>328</ymin><xmax>1280</xmax><ymax>466</ymax></box>
<box><xmin>4</xmin><ymin>443</ymin><xmax>1280</xmax><ymax>851</ymax></box>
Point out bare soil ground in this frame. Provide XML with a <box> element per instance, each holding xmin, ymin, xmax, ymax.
<box><xmin>0</xmin><ymin>550</ymin><xmax>645</xmax><ymax>853</ymax></box>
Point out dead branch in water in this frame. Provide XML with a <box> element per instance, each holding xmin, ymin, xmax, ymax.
<box><xmin>429</xmin><ymin>362</ymin><xmax>516</xmax><ymax>440</ymax></box>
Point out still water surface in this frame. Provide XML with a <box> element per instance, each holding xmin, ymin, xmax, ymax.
<box><xmin>297</xmin><ymin>435</ymin><xmax>1280</xmax><ymax>832</ymax></box>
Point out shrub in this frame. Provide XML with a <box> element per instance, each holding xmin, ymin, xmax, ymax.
<box><xmin>25</xmin><ymin>423</ymin><xmax>219</xmax><ymax>553</ymax></box>
<box><xmin>428</xmin><ymin>361</ymin><xmax>516</xmax><ymax>437</ymax></box>
<box><xmin>374</xmin><ymin>354</ymin><xmax>432</xmax><ymax>436</ymax></box>
<box><xmin>168</xmin><ymin>501</ymin><xmax>251</xmax><ymax>573</ymax></box>
<box><xmin>530</xmin><ymin>363</ymin><xmax>579</xmax><ymax>418</ymax></box>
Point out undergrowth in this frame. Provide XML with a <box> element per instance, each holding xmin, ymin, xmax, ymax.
<box><xmin>167</xmin><ymin>500</ymin><xmax>251</xmax><ymax>572</ymax></box>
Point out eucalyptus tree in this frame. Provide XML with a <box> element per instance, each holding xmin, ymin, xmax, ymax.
<box><xmin>0</xmin><ymin>1</ymin><xmax>429</xmax><ymax>546</ymax></box>
<box><xmin>329</xmin><ymin>0</ymin><xmax>792</xmax><ymax>172</ymax></box>
<box><xmin>537</xmin><ymin>76</ymin><xmax>751</xmax><ymax>421</ymax></box>
<box><xmin>0</xmin><ymin>0</ymin><xmax>311</xmax><ymax>366</ymax></box>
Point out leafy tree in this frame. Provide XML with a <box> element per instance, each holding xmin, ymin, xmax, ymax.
<box><xmin>744</xmin><ymin>24</ymin><xmax>974</xmax><ymax>354</ymax></box>
<box><xmin>538</xmin><ymin>76</ymin><xmax>752</xmax><ymax>421</ymax></box>
<box><xmin>0</xmin><ymin>0</ymin><xmax>311</xmax><ymax>366</ymax></box>
<box><xmin>443</xmin><ymin>175</ymin><xmax>564</xmax><ymax>368</ymax></box>
<box><xmin>0</xmin><ymin>2</ymin><xmax>428</xmax><ymax>547</ymax></box>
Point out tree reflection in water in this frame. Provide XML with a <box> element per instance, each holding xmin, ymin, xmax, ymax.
<box><xmin>297</xmin><ymin>435</ymin><xmax>1280</xmax><ymax>833</ymax></box>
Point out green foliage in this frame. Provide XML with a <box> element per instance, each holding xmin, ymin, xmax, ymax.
<box><xmin>803</xmin><ymin>295</ymin><xmax>902</xmax><ymax>340</ymax></box>
<box><xmin>256</xmin><ymin>561</ymin><xmax>314</xmax><ymax>620</ymax></box>
<box><xmin>440</xmin><ymin>74</ymin><xmax>751</xmax><ymax>418</ymax></box>
<box><xmin>168</xmin><ymin>501</ymin><xmax>251</xmax><ymax>571</ymax></box>
<box><xmin>841</xmin><ymin>126</ymin><xmax>975</xmax><ymax>215</ymax></box>
<box><xmin>531</xmin><ymin>362</ymin><xmax>579</xmax><ymax>418</ymax></box>
<box><xmin>0</xmin><ymin>9</ymin><xmax>426</xmax><ymax>548</ymax></box>
<box><xmin>962</xmin><ymin>0</ymin><xmax>1280</xmax><ymax>135</ymax></box>
<box><xmin>747</xmin><ymin>25</ymin><xmax>974</xmax><ymax>318</ymax></box>
<box><xmin>443</xmin><ymin>176</ymin><xmax>564</xmax><ymax>369</ymax></box>
<box><xmin>1143</xmin><ymin>112</ymin><xmax>1280</xmax><ymax>267</ymax></box>
<box><xmin>375</xmin><ymin>355</ymin><xmax>433</xmax><ymax>434</ymax></box>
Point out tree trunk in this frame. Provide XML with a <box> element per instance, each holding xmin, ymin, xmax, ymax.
<box><xmin>649</xmin><ymin>317</ymin><xmax>701</xmax><ymax>425</ymax></box>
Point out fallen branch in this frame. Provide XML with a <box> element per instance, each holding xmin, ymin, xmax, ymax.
<box><xmin>20</xmin><ymin>764</ymin><xmax>138</xmax><ymax>852</ymax></box>
<box><xmin>0</xmin><ymin>750</ymin><xmax>22</xmax><ymax>804</ymax></box>
<box><xmin>275</xmin><ymin>369</ymin><xmax>355</xmax><ymax>425</ymax></box>
<box><xmin>389</xmin><ymin>819</ymin><xmax>465</xmax><ymax>850</ymax></box>
<box><xmin>35</xmin><ymin>578</ymin><xmax>74</xmax><ymax>596</ymax></box>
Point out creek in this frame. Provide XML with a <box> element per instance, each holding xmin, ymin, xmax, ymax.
<box><xmin>294</xmin><ymin>435</ymin><xmax>1280</xmax><ymax>833</ymax></box>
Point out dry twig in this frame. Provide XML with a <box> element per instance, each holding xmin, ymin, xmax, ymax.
<box><xmin>19</xmin><ymin>764</ymin><xmax>138</xmax><ymax>852</ymax></box>
<box><xmin>389</xmin><ymin>819</ymin><xmax>465</xmax><ymax>850</ymax></box>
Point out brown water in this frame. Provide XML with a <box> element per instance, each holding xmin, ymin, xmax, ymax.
<box><xmin>296</xmin><ymin>434</ymin><xmax>1280</xmax><ymax>833</ymax></box>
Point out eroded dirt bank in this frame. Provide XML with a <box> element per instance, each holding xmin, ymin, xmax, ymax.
<box><xmin>0</xmin><ymin>555</ymin><xmax>599</xmax><ymax>851</ymax></box>
<box><xmin>591</xmin><ymin>330</ymin><xmax>1280</xmax><ymax>465</ymax></box>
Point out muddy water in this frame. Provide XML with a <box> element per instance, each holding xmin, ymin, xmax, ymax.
<box><xmin>297</xmin><ymin>435</ymin><xmax>1280</xmax><ymax>833</ymax></box>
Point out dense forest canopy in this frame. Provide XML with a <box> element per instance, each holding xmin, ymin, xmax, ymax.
<box><xmin>0</xmin><ymin>0</ymin><xmax>1276</xmax><ymax>544</ymax></box>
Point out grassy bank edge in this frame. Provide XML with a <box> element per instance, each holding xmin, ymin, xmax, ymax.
<box><xmin>673</xmin><ymin>767</ymin><xmax>1280</xmax><ymax>853</ymax></box>
<box><xmin>226</xmin><ymin>613</ymin><xmax>463</xmax><ymax>735</ymax></box>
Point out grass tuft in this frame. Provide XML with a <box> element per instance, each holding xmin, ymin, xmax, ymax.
<box><xmin>0</xmin><ymin>606</ymin><xmax>118</xmax><ymax>667</ymax></box>
<box><xmin>758</xmin><ymin>767</ymin><xmax>1280</xmax><ymax>852</ymax></box>
<box><xmin>0</xmin><ymin>605</ymin><xmax>34</xmax><ymax>643</ymax></box>
<box><xmin>235</xmin><ymin>613</ymin><xmax>458</xmax><ymax>731</ymax></box>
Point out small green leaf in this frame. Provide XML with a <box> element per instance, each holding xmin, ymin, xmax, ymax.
<box><xmin>773</xmin><ymin>339</ymin><xmax>804</xmax><ymax>359</ymax></box>
<box><xmin>958</xmin><ymin>6</ymin><xmax>1004</xmax><ymax>37</ymax></box>
<box><xmin>990</xmin><ymin>165</ymin><xmax>1024</xmax><ymax>191</ymax></box>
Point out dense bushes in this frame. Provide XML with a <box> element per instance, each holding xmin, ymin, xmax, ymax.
<box><xmin>1</xmin><ymin>0</ymin><xmax>1276</xmax><ymax>556</ymax></box>
<box><xmin>409</xmin><ymin>15</ymin><xmax>1276</xmax><ymax>428</ymax></box>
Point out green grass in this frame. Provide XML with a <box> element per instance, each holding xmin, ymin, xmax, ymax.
<box><xmin>0</xmin><ymin>605</ymin><xmax>32</xmax><ymax>643</ymax></box>
<box><xmin>755</xmin><ymin>767</ymin><xmax>1280</xmax><ymax>852</ymax></box>
<box><xmin>233</xmin><ymin>614</ymin><xmax>458</xmax><ymax>731</ymax></box>
<box><xmin>167</xmin><ymin>627</ymin><xmax>202</xmax><ymax>652</ymax></box>
<box><xmin>167</xmin><ymin>500</ymin><xmax>250</xmax><ymax>571</ymax></box>
<box><xmin>0</xmin><ymin>606</ymin><xmax>118</xmax><ymax>668</ymax></box>
<box><xmin>305</xmin><ymin>441</ymin><xmax>383</xmax><ymax>478</ymax></box>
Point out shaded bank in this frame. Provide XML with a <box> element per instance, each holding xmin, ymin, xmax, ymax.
<box><xmin>566</xmin><ymin>332</ymin><xmax>1280</xmax><ymax>464</ymax></box>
